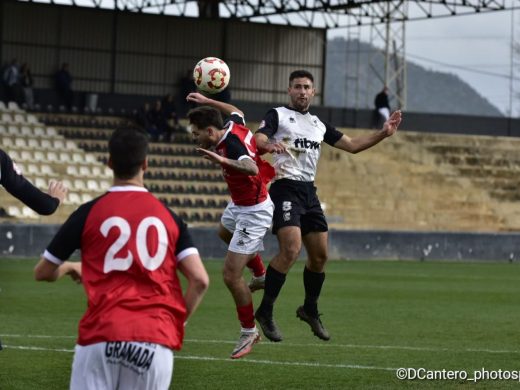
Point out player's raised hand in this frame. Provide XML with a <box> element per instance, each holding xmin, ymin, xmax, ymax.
<box><xmin>48</xmin><ymin>180</ymin><xmax>68</xmax><ymax>204</ymax></box>
<box><xmin>382</xmin><ymin>110</ymin><xmax>402</xmax><ymax>137</ymax></box>
<box><xmin>186</xmin><ymin>92</ymin><xmax>210</xmax><ymax>105</ymax></box>
<box><xmin>196</xmin><ymin>148</ymin><xmax>224</xmax><ymax>164</ymax></box>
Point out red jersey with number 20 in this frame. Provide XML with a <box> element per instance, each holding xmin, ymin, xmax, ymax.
<box><xmin>44</xmin><ymin>187</ymin><xmax>198</xmax><ymax>351</ymax></box>
<box><xmin>216</xmin><ymin>115</ymin><xmax>274</xmax><ymax>206</ymax></box>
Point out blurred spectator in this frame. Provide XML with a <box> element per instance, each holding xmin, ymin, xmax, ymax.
<box><xmin>2</xmin><ymin>58</ymin><xmax>22</xmax><ymax>105</ymax></box>
<box><xmin>162</xmin><ymin>93</ymin><xmax>177</xmax><ymax>120</ymax></box>
<box><xmin>55</xmin><ymin>62</ymin><xmax>73</xmax><ymax>111</ymax></box>
<box><xmin>162</xmin><ymin>93</ymin><xmax>187</xmax><ymax>140</ymax></box>
<box><xmin>178</xmin><ymin>69</ymin><xmax>197</xmax><ymax>118</ymax></box>
<box><xmin>135</xmin><ymin>102</ymin><xmax>153</xmax><ymax>134</ymax></box>
<box><xmin>372</xmin><ymin>86</ymin><xmax>390</xmax><ymax>128</ymax></box>
<box><xmin>20</xmin><ymin>63</ymin><xmax>34</xmax><ymax>110</ymax></box>
<box><xmin>148</xmin><ymin>100</ymin><xmax>168</xmax><ymax>142</ymax></box>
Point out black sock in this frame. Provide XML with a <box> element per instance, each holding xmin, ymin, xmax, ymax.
<box><xmin>303</xmin><ymin>267</ymin><xmax>325</xmax><ymax>317</ymax></box>
<box><xmin>257</xmin><ymin>265</ymin><xmax>287</xmax><ymax>316</ymax></box>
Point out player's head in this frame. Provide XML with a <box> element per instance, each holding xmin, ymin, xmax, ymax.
<box><xmin>187</xmin><ymin>106</ymin><xmax>224</xmax><ymax>148</ymax></box>
<box><xmin>108</xmin><ymin>127</ymin><xmax>149</xmax><ymax>180</ymax></box>
<box><xmin>288</xmin><ymin>70</ymin><xmax>315</xmax><ymax>111</ymax></box>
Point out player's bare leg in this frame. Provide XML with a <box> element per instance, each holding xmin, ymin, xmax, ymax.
<box><xmin>218</xmin><ymin>224</ymin><xmax>266</xmax><ymax>291</ymax></box>
<box><xmin>297</xmin><ymin>231</ymin><xmax>330</xmax><ymax>340</ymax></box>
<box><xmin>271</xmin><ymin>226</ymin><xmax>302</xmax><ymax>273</ymax></box>
<box><xmin>255</xmin><ymin>226</ymin><xmax>302</xmax><ymax>342</ymax></box>
<box><xmin>218</xmin><ymin>224</ymin><xmax>233</xmax><ymax>243</ymax></box>
<box><xmin>222</xmin><ymin>251</ymin><xmax>260</xmax><ymax>359</ymax></box>
<box><xmin>303</xmin><ymin>231</ymin><xmax>328</xmax><ymax>273</ymax></box>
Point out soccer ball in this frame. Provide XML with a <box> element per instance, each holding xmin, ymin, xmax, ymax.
<box><xmin>193</xmin><ymin>57</ymin><xmax>230</xmax><ymax>94</ymax></box>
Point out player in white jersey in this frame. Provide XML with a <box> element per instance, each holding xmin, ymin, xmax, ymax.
<box><xmin>254</xmin><ymin>70</ymin><xmax>402</xmax><ymax>342</ymax></box>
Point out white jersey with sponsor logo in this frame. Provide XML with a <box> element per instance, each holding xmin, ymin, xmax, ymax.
<box><xmin>257</xmin><ymin>106</ymin><xmax>343</xmax><ymax>182</ymax></box>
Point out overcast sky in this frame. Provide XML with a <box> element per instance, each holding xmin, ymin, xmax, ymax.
<box><xmin>329</xmin><ymin>9</ymin><xmax>518</xmax><ymax>116</ymax></box>
<box><xmin>406</xmin><ymin>11</ymin><xmax>516</xmax><ymax>116</ymax></box>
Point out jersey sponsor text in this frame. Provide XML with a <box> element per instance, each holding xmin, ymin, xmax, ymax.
<box><xmin>294</xmin><ymin>137</ymin><xmax>320</xmax><ymax>150</ymax></box>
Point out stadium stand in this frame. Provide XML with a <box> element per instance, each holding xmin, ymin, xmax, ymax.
<box><xmin>0</xmin><ymin>107</ymin><xmax>227</xmax><ymax>224</ymax></box>
<box><xmin>2</xmin><ymin>104</ymin><xmax>520</xmax><ymax>231</ymax></box>
<box><xmin>316</xmin><ymin>129</ymin><xmax>520</xmax><ymax>231</ymax></box>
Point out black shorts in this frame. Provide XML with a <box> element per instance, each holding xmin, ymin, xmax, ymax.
<box><xmin>269</xmin><ymin>179</ymin><xmax>328</xmax><ymax>235</ymax></box>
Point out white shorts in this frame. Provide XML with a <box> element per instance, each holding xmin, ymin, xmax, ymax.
<box><xmin>70</xmin><ymin>342</ymin><xmax>173</xmax><ymax>390</ymax></box>
<box><xmin>221</xmin><ymin>197</ymin><xmax>274</xmax><ymax>255</ymax></box>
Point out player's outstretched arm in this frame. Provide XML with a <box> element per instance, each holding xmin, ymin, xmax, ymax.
<box><xmin>34</xmin><ymin>257</ymin><xmax>81</xmax><ymax>283</ymax></box>
<box><xmin>186</xmin><ymin>92</ymin><xmax>244</xmax><ymax>117</ymax></box>
<box><xmin>197</xmin><ymin>148</ymin><xmax>259</xmax><ymax>176</ymax></box>
<box><xmin>334</xmin><ymin>110</ymin><xmax>402</xmax><ymax>154</ymax></box>
<box><xmin>177</xmin><ymin>253</ymin><xmax>209</xmax><ymax>320</ymax></box>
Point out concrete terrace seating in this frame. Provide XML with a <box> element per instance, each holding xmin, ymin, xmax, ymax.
<box><xmin>316</xmin><ymin>128</ymin><xmax>520</xmax><ymax>232</ymax></box>
<box><xmin>31</xmin><ymin>113</ymin><xmax>226</xmax><ymax>225</ymax></box>
<box><xmin>0</xmin><ymin>109</ymin><xmax>116</xmax><ymax>223</ymax></box>
<box><xmin>5</xmin><ymin>111</ymin><xmax>520</xmax><ymax>231</ymax></box>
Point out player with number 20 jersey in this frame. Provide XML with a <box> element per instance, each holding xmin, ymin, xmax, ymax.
<box><xmin>43</xmin><ymin>187</ymin><xmax>195</xmax><ymax>349</ymax></box>
<box><xmin>35</xmin><ymin>127</ymin><xmax>209</xmax><ymax>390</ymax></box>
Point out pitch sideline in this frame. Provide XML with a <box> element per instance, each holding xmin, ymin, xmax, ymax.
<box><xmin>2</xmin><ymin>344</ymin><xmax>397</xmax><ymax>371</ymax></box>
<box><xmin>1</xmin><ymin>334</ymin><xmax>519</xmax><ymax>355</ymax></box>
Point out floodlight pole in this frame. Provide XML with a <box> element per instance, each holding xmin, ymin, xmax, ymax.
<box><xmin>367</xmin><ymin>1</ymin><xmax>408</xmax><ymax>110</ymax></box>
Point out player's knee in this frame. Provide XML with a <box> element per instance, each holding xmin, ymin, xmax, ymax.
<box><xmin>279</xmin><ymin>243</ymin><xmax>301</xmax><ymax>264</ymax></box>
<box><xmin>308</xmin><ymin>255</ymin><xmax>328</xmax><ymax>272</ymax></box>
<box><xmin>222</xmin><ymin>267</ymin><xmax>239</xmax><ymax>287</ymax></box>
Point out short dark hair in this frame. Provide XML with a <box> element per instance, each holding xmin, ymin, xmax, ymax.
<box><xmin>108</xmin><ymin>127</ymin><xmax>148</xmax><ymax>179</ymax></box>
<box><xmin>289</xmin><ymin>70</ymin><xmax>314</xmax><ymax>85</ymax></box>
<box><xmin>187</xmin><ymin>106</ymin><xmax>223</xmax><ymax>130</ymax></box>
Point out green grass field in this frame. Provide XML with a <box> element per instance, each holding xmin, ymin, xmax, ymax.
<box><xmin>1</xmin><ymin>258</ymin><xmax>520</xmax><ymax>389</ymax></box>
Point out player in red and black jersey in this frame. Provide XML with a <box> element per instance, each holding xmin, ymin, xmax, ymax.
<box><xmin>0</xmin><ymin>148</ymin><xmax>67</xmax><ymax>215</ymax></box>
<box><xmin>186</xmin><ymin>92</ymin><xmax>275</xmax><ymax>359</ymax></box>
<box><xmin>34</xmin><ymin>127</ymin><xmax>209</xmax><ymax>390</ymax></box>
